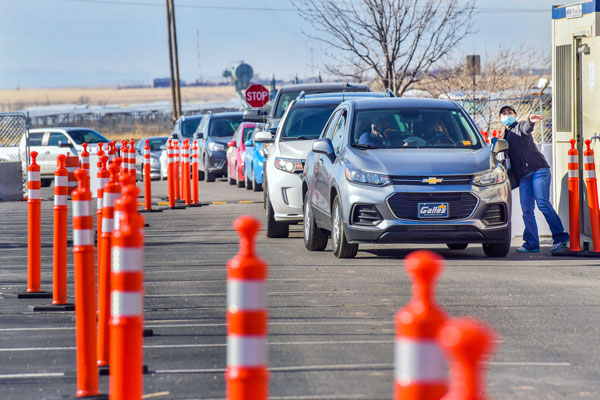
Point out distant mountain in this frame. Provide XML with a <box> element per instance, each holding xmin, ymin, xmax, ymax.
<box><xmin>0</xmin><ymin>68</ymin><xmax>155</xmax><ymax>89</ymax></box>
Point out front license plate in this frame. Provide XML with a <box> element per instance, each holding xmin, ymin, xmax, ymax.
<box><xmin>418</xmin><ymin>202</ymin><xmax>449</xmax><ymax>218</ymax></box>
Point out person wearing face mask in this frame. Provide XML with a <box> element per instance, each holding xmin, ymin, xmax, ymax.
<box><xmin>500</xmin><ymin>105</ymin><xmax>569</xmax><ymax>253</ymax></box>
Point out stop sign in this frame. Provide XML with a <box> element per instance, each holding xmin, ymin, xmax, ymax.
<box><xmin>245</xmin><ymin>84</ymin><xmax>270</xmax><ymax>108</ymax></box>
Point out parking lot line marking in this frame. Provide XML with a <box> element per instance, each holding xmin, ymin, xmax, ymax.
<box><xmin>490</xmin><ymin>362</ymin><xmax>571</xmax><ymax>366</ymax></box>
<box><xmin>211</xmin><ymin>201</ymin><xmax>227</xmax><ymax>205</ymax></box>
<box><xmin>145</xmin><ymin>290</ymin><xmax>358</xmax><ymax>298</ymax></box>
<box><xmin>239</xmin><ymin>200</ymin><xmax>254</xmax><ymax>204</ymax></box>
<box><xmin>0</xmin><ymin>373</ymin><xmax>64</xmax><ymax>379</ymax></box>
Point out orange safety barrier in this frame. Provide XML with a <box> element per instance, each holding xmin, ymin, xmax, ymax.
<box><xmin>394</xmin><ymin>250</ymin><xmax>448</xmax><ymax>400</ymax></box>
<box><xmin>483</xmin><ymin>131</ymin><xmax>489</xmax><ymax>144</ymax></box>
<box><xmin>192</xmin><ymin>140</ymin><xmax>200</xmax><ymax>205</ymax></box>
<box><xmin>584</xmin><ymin>139</ymin><xmax>600</xmax><ymax>252</ymax></box>
<box><xmin>129</xmin><ymin>139</ymin><xmax>136</xmax><ymax>177</ymax></box>
<box><xmin>183</xmin><ymin>139</ymin><xmax>191</xmax><ymax>205</ymax></box>
<box><xmin>143</xmin><ymin>139</ymin><xmax>152</xmax><ymax>211</ymax></box>
<box><xmin>108</xmin><ymin>141</ymin><xmax>117</xmax><ymax>166</ymax></box>
<box><xmin>52</xmin><ymin>155</ymin><xmax>71</xmax><ymax>306</ymax></box>
<box><xmin>168</xmin><ymin>139</ymin><xmax>175</xmax><ymax>208</ymax></box>
<box><xmin>66</xmin><ymin>155</ymin><xmax>79</xmax><ymax>195</ymax></box>
<box><xmin>226</xmin><ymin>216</ymin><xmax>269</xmax><ymax>400</ymax></box>
<box><xmin>120</xmin><ymin>140</ymin><xmax>128</xmax><ymax>175</ymax></box>
<box><xmin>80</xmin><ymin>143</ymin><xmax>90</xmax><ymax>171</ymax></box>
<box><xmin>97</xmin><ymin>162</ymin><xmax>122</xmax><ymax>368</ymax></box>
<box><xmin>72</xmin><ymin>169</ymin><xmax>101</xmax><ymax>397</ymax></box>
<box><xmin>175</xmin><ymin>140</ymin><xmax>181</xmax><ymax>200</ymax></box>
<box><xmin>568</xmin><ymin>139</ymin><xmax>581</xmax><ymax>252</ymax></box>
<box><xmin>439</xmin><ymin>318</ymin><xmax>496</xmax><ymax>400</ymax></box>
<box><xmin>96</xmin><ymin>156</ymin><xmax>109</xmax><ymax>271</ymax></box>
<box><xmin>109</xmin><ymin>184</ymin><xmax>145</xmax><ymax>400</ymax></box>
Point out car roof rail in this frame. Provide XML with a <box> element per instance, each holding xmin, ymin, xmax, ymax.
<box><xmin>385</xmin><ymin>89</ymin><xmax>395</xmax><ymax>97</ymax></box>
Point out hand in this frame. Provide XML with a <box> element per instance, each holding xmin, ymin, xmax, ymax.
<box><xmin>529</xmin><ymin>114</ymin><xmax>544</xmax><ymax>123</ymax></box>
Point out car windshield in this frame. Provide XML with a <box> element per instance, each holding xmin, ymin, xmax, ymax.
<box><xmin>351</xmin><ymin>108</ymin><xmax>481</xmax><ymax>149</ymax></box>
<box><xmin>280</xmin><ymin>105</ymin><xmax>337</xmax><ymax>140</ymax></box>
<box><xmin>68</xmin><ymin>129</ymin><xmax>109</xmax><ymax>144</ymax></box>
<box><xmin>273</xmin><ymin>87</ymin><xmax>368</xmax><ymax>119</ymax></box>
<box><xmin>146</xmin><ymin>138</ymin><xmax>167</xmax><ymax>152</ymax></box>
<box><xmin>243</xmin><ymin>127</ymin><xmax>255</xmax><ymax>142</ymax></box>
<box><xmin>209</xmin><ymin>117</ymin><xmax>242</xmax><ymax>137</ymax></box>
<box><xmin>182</xmin><ymin>119</ymin><xmax>201</xmax><ymax>138</ymax></box>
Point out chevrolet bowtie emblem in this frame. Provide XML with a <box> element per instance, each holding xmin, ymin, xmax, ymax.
<box><xmin>422</xmin><ymin>177</ymin><xmax>443</xmax><ymax>184</ymax></box>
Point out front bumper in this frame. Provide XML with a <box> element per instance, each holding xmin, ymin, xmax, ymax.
<box><xmin>340</xmin><ymin>181</ymin><xmax>511</xmax><ymax>245</ymax></box>
<box><xmin>207</xmin><ymin>151</ymin><xmax>227</xmax><ymax>176</ymax></box>
<box><xmin>268</xmin><ymin>166</ymin><xmax>303</xmax><ymax>222</ymax></box>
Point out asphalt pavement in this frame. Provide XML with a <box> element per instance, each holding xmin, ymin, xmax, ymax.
<box><xmin>1</xmin><ymin>177</ymin><xmax>600</xmax><ymax>399</ymax></box>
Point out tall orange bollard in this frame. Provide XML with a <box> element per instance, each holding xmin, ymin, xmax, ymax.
<box><xmin>97</xmin><ymin>163</ymin><xmax>121</xmax><ymax>369</ymax></box>
<box><xmin>183</xmin><ymin>139</ymin><xmax>191</xmax><ymax>205</ymax></box>
<box><xmin>568</xmin><ymin>139</ymin><xmax>581</xmax><ymax>252</ymax></box>
<box><xmin>167</xmin><ymin>140</ymin><xmax>175</xmax><ymax>208</ymax></box>
<box><xmin>192</xmin><ymin>140</ymin><xmax>200</xmax><ymax>206</ymax></box>
<box><xmin>66</xmin><ymin>154</ymin><xmax>79</xmax><ymax>195</ymax></box>
<box><xmin>120</xmin><ymin>140</ymin><xmax>128</xmax><ymax>175</ymax></box>
<box><xmin>483</xmin><ymin>131</ymin><xmax>489</xmax><ymax>144</ymax></box>
<box><xmin>96</xmin><ymin>156</ymin><xmax>109</xmax><ymax>270</ymax></box>
<box><xmin>80</xmin><ymin>143</ymin><xmax>90</xmax><ymax>171</ymax></box>
<box><xmin>226</xmin><ymin>216</ymin><xmax>269</xmax><ymax>400</ymax></box>
<box><xmin>129</xmin><ymin>139</ymin><xmax>136</xmax><ymax>178</ymax></box>
<box><xmin>109</xmin><ymin>185</ymin><xmax>145</xmax><ymax>400</ymax></box>
<box><xmin>394</xmin><ymin>250</ymin><xmax>448</xmax><ymax>400</ymax></box>
<box><xmin>19</xmin><ymin>152</ymin><xmax>52</xmax><ymax>299</ymax></box>
<box><xmin>439</xmin><ymin>318</ymin><xmax>496</xmax><ymax>400</ymax></box>
<box><xmin>584</xmin><ymin>139</ymin><xmax>600</xmax><ymax>252</ymax></box>
<box><xmin>175</xmin><ymin>140</ymin><xmax>181</xmax><ymax>200</ymax></box>
<box><xmin>72</xmin><ymin>169</ymin><xmax>103</xmax><ymax>398</ymax></box>
<box><xmin>108</xmin><ymin>141</ymin><xmax>117</xmax><ymax>166</ymax></box>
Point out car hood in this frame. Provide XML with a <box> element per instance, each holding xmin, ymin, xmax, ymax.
<box><xmin>347</xmin><ymin>147</ymin><xmax>492</xmax><ymax>175</ymax></box>
<box><xmin>277</xmin><ymin>140</ymin><xmax>316</xmax><ymax>160</ymax></box>
<box><xmin>209</xmin><ymin>137</ymin><xmax>231</xmax><ymax>145</ymax></box>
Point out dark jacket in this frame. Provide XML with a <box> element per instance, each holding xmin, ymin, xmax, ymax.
<box><xmin>504</xmin><ymin>119</ymin><xmax>549</xmax><ymax>182</ymax></box>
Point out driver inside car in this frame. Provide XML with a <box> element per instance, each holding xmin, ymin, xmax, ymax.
<box><xmin>358</xmin><ymin>116</ymin><xmax>403</xmax><ymax>148</ymax></box>
<box><xmin>424</xmin><ymin>120</ymin><xmax>454</xmax><ymax>145</ymax></box>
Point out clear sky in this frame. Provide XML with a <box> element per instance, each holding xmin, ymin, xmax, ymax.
<box><xmin>0</xmin><ymin>0</ymin><xmax>560</xmax><ymax>88</ymax></box>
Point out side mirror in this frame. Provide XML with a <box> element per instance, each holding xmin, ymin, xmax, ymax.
<box><xmin>267</xmin><ymin>127</ymin><xmax>277</xmax><ymax>134</ymax></box>
<box><xmin>243</xmin><ymin>109</ymin><xmax>268</xmax><ymax>123</ymax></box>
<box><xmin>195</xmin><ymin>132</ymin><xmax>204</xmax><ymax>140</ymax></box>
<box><xmin>244</xmin><ymin>139</ymin><xmax>253</xmax><ymax>147</ymax></box>
<box><xmin>59</xmin><ymin>142</ymin><xmax>71</xmax><ymax>148</ymax></box>
<box><xmin>254</xmin><ymin>130</ymin><xmax>274</xmax><ymax>143</ymax></box>
<box><xmin>228</xmin><ymin>140</ymin><xmax>236</xmax><ymax>148</ymax></box>
<box><xmin>312</xmin><ymin>138</ymin><xmax>335</xmax><ymax>162</ymax></box>
<box><xmin>492</xmin><ymin>138</ymin><xmax>509</xmax><ymax>153</ymax></box>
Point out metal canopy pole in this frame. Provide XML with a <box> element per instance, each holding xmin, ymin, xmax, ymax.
<box><xmin>166</xmin><ymin>0</ymin><xmax>178</xmax><ymax>124</ymax></box>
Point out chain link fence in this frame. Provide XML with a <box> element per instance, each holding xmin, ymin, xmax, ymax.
<box><xmin>458</xmin><ymin>95</ymin><xmax>552</xmax><ymax>144</ymax></box>
<box><xmin>0</xmin><ymin>112</ymin><xmax>29</xmax><ymax>155</ymax></box>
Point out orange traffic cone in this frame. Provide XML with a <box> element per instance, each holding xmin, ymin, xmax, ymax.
<box><xmin>80</xmin><ymin>143</ymin><xmax>90</xmax><ymax>171</ymax></box>
<box><xmin>568</xmin><ymin>139</ymin><xmax>581</xmax><ymax>251</ymax></box>
<box><xmin>584</xmin><ymin>140</ymin><xmax>600</xmax><ymax>252</ymax></box>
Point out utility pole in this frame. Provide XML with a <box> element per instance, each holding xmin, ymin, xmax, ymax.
<box><xmin>169</xmin><ymin>0</ymin><xmax>183</xmax><ymax>118</ymax></box>
<box><xmin>165</xmin><ymin>0</ymin><xmax>178</xmax><ymax>123</ymax></box>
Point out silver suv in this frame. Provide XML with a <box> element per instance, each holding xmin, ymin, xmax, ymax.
<box><xmin>302</xmin><ymin>98</ymin><xmax>511</xmax><ymax>258</ymax></box>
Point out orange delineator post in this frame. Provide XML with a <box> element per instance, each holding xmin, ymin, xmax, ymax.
<box><xmin>80</xmin><ymin>143</ymin><xmax>90</xmax><ymax>171</ymax></box>
<box><xmin>96</xmin><ymin>156</ymin><xmax>109</xmax><ymax>273</ymax></box>
<box><xmin>584</xmin><ymin>139</ymin><xmax>600</xmax><ymax>252</ymax></box>
<box><xmin>226</xmin><ymin>216</ymin><xmax>269</xmax><ymax>400</ymax></box>
<box><xmin>167</xmin><ymin>140</ymin><xmax>177</xmax><ymax>209</ymax></box>
<box><xmin>120</xmin><ymin>140</ymin><xmax>128</xmax><ymax>175</ymax></box>
<box><xmin>192</xmin><ymin>140</ymin><xmax>199</xmax><ymax>205</ymax></box>
<box><xmin>53</xmin><ymin>155</ymin><xmax>70</xmax><ymax>305</ymax></box>
<box><xmin>568</xmin><ymin>139</ymin><xmax>581</xmax><ymax>252</ymax></box>
<box><xmin>144</xmin><ymin>140</ymin><xmax>152</xmax><ymax>210</ymax></box>
<box><xmin>483</xmin><ymin>131</ymin><xmax>489</xmax><ymax>144</ymax></box>
<box><xmin>183</xmin><ymin>139</ymin><xmax>191</xmax><ymax>205</ymax></box>
<box><xmin>129</xmin><ymin>139</ymin><xmax>136</xmax><ymax>178</ymax></box>
<box><xmin>439</xmin><ymin>318</ymin><xmax>496</xmax><ymax>400</ymax></box>
<box><xmin>394</xmin><ymin>250</ymin><xmax>448</xmax><ymax>400</ymax></box>
<box><xmin>97</xmin><ymin>163</ymin><xmax>122</xmax><ymax>368</ymax></box>
<box><xmin>66</xmin><ymin>155</ymin><xmax>79</xmax><ymax>195</ymax></box>
<box><xmin>72</xmin><ymin>169</ymin><xmax>101</xmax><ymax>397</ymax></box>
<box><xmin>110</xmin><ymin>184</ymin><xmax>145</xmax><ymax>400</ymax></box>
<box><xmin>108</xmin><ymin>141</ymin><xmax>117</xmax><ymax>166</ymax></box>
<box><xmin>175</xmin><ymin>140</ymin><xmax>181</xmax><ymax>200</ymax></box>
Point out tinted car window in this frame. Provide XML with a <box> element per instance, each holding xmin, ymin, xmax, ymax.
<box><xmin>243</xmin><ymin>127</ymin><xmax>255</xmax><ymax>143</ymax></box>
<box><xmin>182</xmin><ymin>119</ymin><xmax>202</xmax><ymax>138</ymax></box>
<box><xmin>28</xmin><ymin>133</ymin><xmax>44</xmax><ymax>146</ymax></box>
<box><xmin>208</xmin><ymin>117</ymin><xmax>242</xmax><ymax>137</ymax></box>
<box><xmin>47</xmin><ymin>132</ymin><xmax>69</xmax><ymax>146</ymax></box>
<box><xmin>331</xmin><ymin>111</ymin><xmax>347</xmax><ymax>155</ymax></box>
<box><xmin>68</xmin><ymin>129</ymin><xmax>109</xmax><ymax>144</ymax></box>
<box><xmin>352</xmin><ymin>108</ymin><xmax>481</xmax><ymax>149</ymax></box>
<box><xmin>145</xmin><ymin>138</ymin><xmax>167</xmax><ymax>152</ymax></box>
<box><xmin>280</xmin><ymin>105</ymin><xmax>337</xmax><ymax>140</ymax></box>
<box><xmin>273</xmin><ymin>87</ymin><xmax>368</xmax><ymax>119</ymax></box>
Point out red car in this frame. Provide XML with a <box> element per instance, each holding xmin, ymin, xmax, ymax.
<box><xmin>227</xmin><ymin>122</ymin><xmax>257</xmax><ymax>188</ymax></box>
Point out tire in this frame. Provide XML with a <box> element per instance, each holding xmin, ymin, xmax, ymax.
<box><xmin>228</xmin><ymin>170</ymin><xmax>235</xmax><ymax>185</ymax></box>
<box><xmin>40</xmin><ymin>178</ymin><xmax>53</xmax><ymax>188</ymax></box>
<box><xmin>204</xmin><ymin>156</ymin><xmax>215</xmax><ymax>182</ymax></box>
<box><xmin>266</xmin><ymin>192</ymin><xmax>289</xmax><ymax>238</ymax></box>
<box><xmin>482</xmin><ymin>227</ymin><xmax>511</xmax><ymax>257</ymax></box>
<box><xmin>198</xmin><ymin>168</ymin><xmax>204</xmax><ymax>181</ymax></box>
<box><xmin>236</xmin><ymin>167</ymin><xmax>245</xmax><ymax>188</ymax></box>
<box><xmin>253</xmin><ymin>175</ymin><xmax>262</xmax><ymax>192</ymax></box>
<box><xmin>446</xmin><ymin>243</ymin><xmax>468</xmax><ymax>250</ymax></box>
<box><xmin>331</xmin><ymin>196</ymin><xmax>358</xmax><ymax>258</ymax></box>
<box><xmin>245</xmin><ymin>175</ymin><xmax>253</xmax><ymax>190</ymax></box>
<box><xmin>303</xmin><ymin>192</ymin><xmax>328</xmax><ymax>251</ymax></box>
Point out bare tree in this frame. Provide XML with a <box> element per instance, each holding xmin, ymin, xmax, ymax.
<box><xmin>293</xmin><ymin>0</ymin><xmax>476</xmax><ymax>95</ymax></box>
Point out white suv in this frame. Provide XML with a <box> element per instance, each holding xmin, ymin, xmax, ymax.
<box><xmin>263</xmin><ymin>92</ymin><xmax>389</xmax><ymax>237</ymax></box>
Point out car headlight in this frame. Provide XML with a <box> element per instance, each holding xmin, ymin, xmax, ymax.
<box><xmin>345</xmin><ymin>162</ymin><xmax>390</xmax><ymax>186</ymax></box>
<box><xmin>473</xmin><ymin>164</ymin><xmax>506</xmax><ymax>186</ymax></box>
<box><xmin>274</xmin><ymin>157</ymin><xmax>304</xmax><ymax>174</ymax></box>
<box><xmin>208</xmin><ymin>142</ymin><xmax>225</xmax><ymax>152</ymax></box>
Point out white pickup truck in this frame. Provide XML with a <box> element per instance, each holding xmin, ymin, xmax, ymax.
<box><xmin>0</xmin><ymin>127</ymin><xmax>111</xmax><ymax>186</ymax></box>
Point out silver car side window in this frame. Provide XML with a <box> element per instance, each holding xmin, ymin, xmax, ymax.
<box><xmin>331</xmin><ymin>111</ymin><xmax>347</xmax><ymax>156</ymax></box>
<box><xmin>323</xmin><ymin>110</ymin><xmax>342</xmax><ymax>140</ymax></box>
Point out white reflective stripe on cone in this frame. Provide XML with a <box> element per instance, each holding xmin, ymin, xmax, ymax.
<box><xmin>585</xmin><ymin>169</ymin><xmax>596</xmax><ymax>179</ymax></box>
<box><xmin>102</xmin><ymin>218</ymin><xmax>114</xmax><ymax>233</ymax></box>
<box><xmin>55</xmin><ymin>175</ymin><xmax>68</xmax><ymax>187</ymax></box>
<box><xmin>104</xmin><ymin>192</ymin><xmax>120</xmax><ymax>208</ymax></box>
<box><xmin>112</xmin><ymin>247</ymin><xmax>143</xmax><ymax>273</ymax></box>
<box><xmin>98</xmin><ymin>177</ymin><xmax>109</xmax><ymax>189</ymax></box>
<box><xmin>227</xmin><ymin>280</ymin><xmax>267</xmax><ymax>310</ymax></box>
<box><xmin>28</xmin><ymin>171</ymin><xmax>40</xmax><ymax>181</ymax></box>
<box><xmin>227</xmin><ymin>336</ymin><xmax>267</xmax><ymax>367</ymax></box>
<box><xmin>111</xmin><ymin>291</ymin><xmax>143</xmax><ymax>317</ymax></box>
<box><xmin>568</xmin><ymin>169</ymin><xmax>579</xmax><ymax>178</ymax></box>
<box><xmin>54</xmin><ymin>194</ymin><xmax>67</xmax><ymax>206</ymax></box>
<box><xmin>73</xmin><ymin>229</ymin><xmax>94</xmax><ymax>246</ymax></box>
<box><xmin>568</xmin><ymin>155</ymin><xmax>578</xmax><ymax>164</ymax></box>
<box><xmin>394</xmin><ymin>339</ymin><xmax>447</xmax><ymax>384</ymax></box>
<box><xmin>80</xmin><ymin>157</ymin><xmax>89</xmax><ymax>165</ymax></box>
<box><xmin>97</xmin><ymin>197</ymin><xmax>103</xmax><ymax>209</ymax></box>
<box><xmin>72</xmin><ymin>200</ymin><xmax>92</xmax><ymax>217</ymax></box>
<box><xmin>28</xmin><ymin>189</ymin><xmax>40</xmax><ymax>200</ymax></box>
<box><xmin>114</xmin><ymin>211</ymin><xmax>122</xmax><ymax>231</ymax></box>
<box><xmin>585</xmin><ymin>155</ymin><xmax>595</xmax><ymax>165</ymax></box>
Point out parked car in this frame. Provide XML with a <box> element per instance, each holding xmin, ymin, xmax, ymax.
<box><xmin>243</xmin><ymin>127</ymin><xmax>269</xmax><ymax>191</ymax></box>
<box><xmin>262</xmin><ymin>92</ymin><xmax>391</xmax><ymax>238</ymax></box>
<box><xmin>0</xmin><ymin>127</ymin><xmax>110</xmax><ymax>186</ymax></box>
<box><xmin>302</xmin><ymin>97</ymin><xmax>511</xmax><ymax>258</ymax></box>
<box><xmin>159</xmin><ymin>115</ymin><xmax>204</xmax><ymax>179</ymax></box>
<box><xmin>226</xmin><ymin>122</ymin><xmax>257</xmax><ymax>187</ymax></box>
<box><xmin>135</xmin><ymin>136</ymin><xmax>168</xmax><ymax>181</ymax></box>
<box><xmin>194</xmin><ymin>112</ymin><xmax>243</xmax><ymax>182</ymax></box>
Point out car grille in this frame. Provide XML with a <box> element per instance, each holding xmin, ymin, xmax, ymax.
<box><xmin>390</xmin><ymin>175</ymin><xmax>472</xmax><ymax>185</ymax></box>
<box><xmin>386</xmin><ymin>192</ymin><xmax>478</xmax><ymax>220</ymax></box>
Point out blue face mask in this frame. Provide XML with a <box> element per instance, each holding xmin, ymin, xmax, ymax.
<box><xmin>501</xmin><ymin>115</ymin><xmax>516</xmax><ymax>126</ymax></box>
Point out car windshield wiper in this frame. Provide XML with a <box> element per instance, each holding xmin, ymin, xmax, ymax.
<box><xmin>353</xmin><ymin>143</ymin><xmax>379</xmax><ymax>149</ymax></box>
<box><xmin>281</xmin><ymin>136</ymin><xmax>315</xmax><ymax>141</ymax></box>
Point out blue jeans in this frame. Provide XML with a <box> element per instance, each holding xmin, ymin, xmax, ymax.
<box><xmin>519</xmin><ymin>168</ymin><xmax>569</xmax><ymax>249</ymax></box>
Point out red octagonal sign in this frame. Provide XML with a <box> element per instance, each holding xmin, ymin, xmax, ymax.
<box><xmin>245</xmin><ymin>84</ymin><xmax>270</xmax><ymax>108</ymax></box>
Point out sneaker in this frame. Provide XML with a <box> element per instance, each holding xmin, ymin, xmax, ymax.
<box><xmin>516</xmin><ymin>246</ymin><xmax>540</xmax><ymax>253</ymax></box>
<box><xmin>550</xmin><ymin>238</ymin><xmax>569</xmax><ymax>252</ymax></box>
